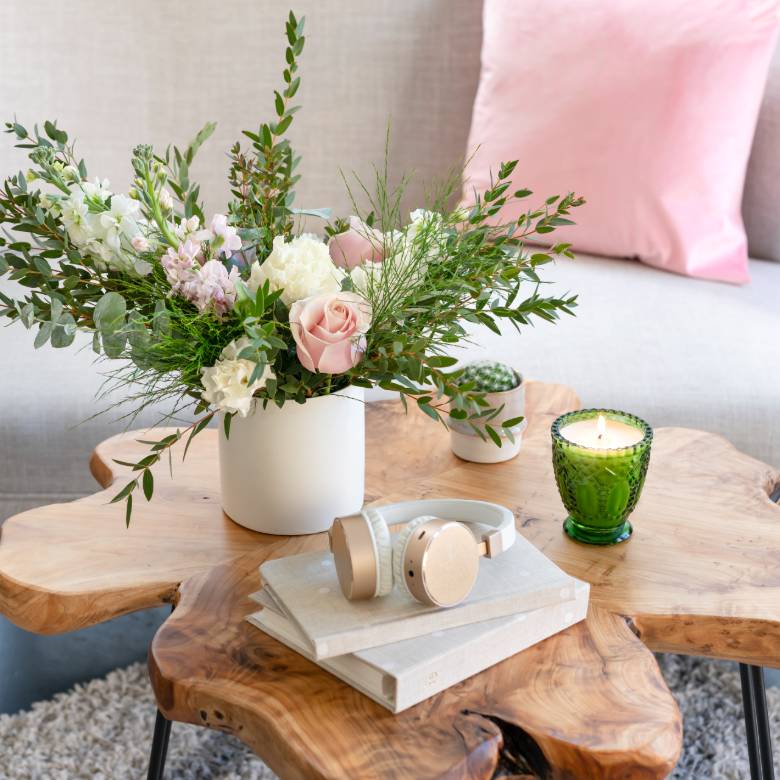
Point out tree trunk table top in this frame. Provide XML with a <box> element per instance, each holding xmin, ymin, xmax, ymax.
<box><xmin>3</xmin><ymin>379</ymin><xmax>778</xmax><ymax>777</ymax></box>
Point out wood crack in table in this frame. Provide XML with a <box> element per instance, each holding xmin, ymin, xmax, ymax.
<box><xmin>2</xmin><ymin>380</ymin><xmax>777</xmax><ymax>778</ymax></box>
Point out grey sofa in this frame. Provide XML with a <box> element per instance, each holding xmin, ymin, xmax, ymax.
<box><xmin>1</xmin><ymin>0</ymin><xmax>779</xmax><ymax>524</ymax></box>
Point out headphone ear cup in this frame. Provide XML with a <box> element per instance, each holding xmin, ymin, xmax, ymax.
<box><xmin>362</xmin><ymin>507</ymin><xmax>394</xmax><ymax>597</ymax></box>
<box><xmin>392</xmin><ymin>515</ymin><xmax>436</xmax><ymax>599</ymax></box>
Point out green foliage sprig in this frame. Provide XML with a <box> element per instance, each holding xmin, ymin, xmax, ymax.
<box><xmin>228</xmin><ymin>10</ymin><xmax>305</xmax><ymax>255</ymax></box>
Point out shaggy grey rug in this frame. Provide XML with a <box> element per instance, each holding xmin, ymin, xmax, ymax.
<box><xmin>0</xmin><ymin>656</ymin><xmax>776</xmax><ymax>779</ymax></box>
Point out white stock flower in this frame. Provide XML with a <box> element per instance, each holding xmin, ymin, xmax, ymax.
<box><xmin>62</xmin><ymin>165</ymin><xmax>79</xmax><ymax>182</ymax></box>
<box><xmin>173</xmin><ymin>216</ymin><xmax>210</xmax><ymax>244</ymax></box>
<box><xmin>98</xmin><ymin>194</ymin><xmax>141</xmax><ymax>251</ymax></box>
<box><xmin>39</xmin><ymin>193</ymin><xmax>59</xmax><ymax>215</ymax></box>
<box><xmin>60</xmin><ymin>192</ymin><xmax>92</xmax><ymax>246</ymax></box>
<box><xmin>131</xmin><ymin>235</ymin><xmax>150</xmax><ymax>252</ymax></box>
<box><xmin>159</xmin><ymin>189</ymin><xmax>174</xmax><ymax>211</ymax></box>
<box><xmin>200</xmin><ymin>336</ymin><xmax>274</xmax><ymax>417</ymax></box>
<box><xmin>81</xmin><ymin>177</ymin><xmax>111</xmax><ymax>203</ymax></box>
<box><xmin>247</xmin><ymin>234</ymin><xmax>343</xmax><ymax>306</ymax></box>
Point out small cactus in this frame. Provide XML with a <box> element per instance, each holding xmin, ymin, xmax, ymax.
<box><xmin>459</xmin><ymin>360</ymin><xmax>520</xmax><ymax>393</ymax></box>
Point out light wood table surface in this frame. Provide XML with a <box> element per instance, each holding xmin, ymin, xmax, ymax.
<box><xmin>4</xmin><ymin>379</ymin><xmax>777</xmax><ymax>778</ymax></box>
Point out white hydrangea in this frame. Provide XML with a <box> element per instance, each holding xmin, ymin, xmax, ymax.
<box><xmin>200</xmin><ymin>337</ymin><xmax>275</xmax><ymax>417</ymax></box>
<box><xmin>247</xmin><ymin>234</ymin><xmax>343</xmax><ymax>306</ymax></box>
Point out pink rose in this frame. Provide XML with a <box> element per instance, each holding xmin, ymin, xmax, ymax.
<box><xmin>328</xmin><ymin>216</ymin><xmax>384</xmax><ymax>269</ymax></box>
<box><xmin>289</xmin><ymin>291</ymin><xmax>372</xmax><ymax>374</ymax></box>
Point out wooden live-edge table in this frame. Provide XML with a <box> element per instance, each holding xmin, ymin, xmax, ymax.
<box><xmin>1</xmin><ymin>380</ymin><xmax>778</xmax><ymax>778</ymax></box>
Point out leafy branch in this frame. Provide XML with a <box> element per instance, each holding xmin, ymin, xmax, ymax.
<box><xmin>228</xmin><ymin>11</ymin><xmax>305</xmax><ymax>253</ymax></box>
<box><xmin>109</xmin><ymin>412</ymin><xmax>215</xmax><ymax>526</ymax></box>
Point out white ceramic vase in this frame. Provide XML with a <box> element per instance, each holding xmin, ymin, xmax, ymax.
<box><xmin>218</xmin><ymin>386</ymin><xmax>365</xmax><ymax>535</ymax></box>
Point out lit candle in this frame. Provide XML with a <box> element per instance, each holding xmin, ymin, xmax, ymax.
<box><xmin>559</xmin><ymin>414</ymin><xmax>644</xmax><ymax>449</ymax></box>
<box><xmin>551</xmin><ymin>409</ymin><xmax>652</xmax><ymax>545</ymax></box>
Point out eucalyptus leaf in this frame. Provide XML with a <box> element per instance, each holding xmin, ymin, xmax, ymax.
<box><xmin>51</xmin><ymin>312</ymin><xmax>76</xmax><ymax>348</ymax></box>
<box><xmin>34</xmin><ymin>321</ymin><xmax>52</xmax><ymax>348</ymax></box>
<box><xmin>291</xmin><ymin>206</ymin><xmax>332</xmax><ymax>220</ymax></box>
<box><xmin>18</xmin><ymin>302</ymin><xmax>34</xmax><ymax>328</ymax></box>
<box><xmin>49</xmin><ymin>297</ymin><xmax>63</xmax><ymax>323</ymax></box>
<box><xmin>101</xmin><ymin>331</ymin><xmax>126</xmax><ymax>358</ymax></box>
<box><xmin>93</xmin><ymin>292</ymin><xmax>126</xmax><ymax>334</ymax></box>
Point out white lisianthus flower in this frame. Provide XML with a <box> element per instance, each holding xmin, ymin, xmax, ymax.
<box><xmin>402</xmin><ymin>209</ymin><xmax>443</xmax><ymax>266</ymax></box>
<box><xmin>247</xmin><ymin>234</ymin><xmax>343</xmax><ymax>306</ymax></box>
<box><xmin>348</xmin><ymin>260</ymin><xmax>381</xmax><ymax>296</ymax></box>
<box><xmin>200</xmin><ymin>336</ymin><xmax>275</xmax><ymax>417</ymax></box>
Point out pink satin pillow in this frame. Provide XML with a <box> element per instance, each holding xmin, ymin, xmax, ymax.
<box><xmin>464</xmin><ymin>0</ymin><xmax>780</xmax><ymax>284</ymax></box>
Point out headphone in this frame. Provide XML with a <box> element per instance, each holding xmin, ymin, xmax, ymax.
<box><xmin>328</xmin><ymin>499</ymin><xmax>516</xmax><ymax>608</ymax></box>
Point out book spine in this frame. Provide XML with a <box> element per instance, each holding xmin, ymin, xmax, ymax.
<box><xmin>313</xmin><ymin>579</ymin><xmax>577</xmax><ymax>660</ymax></box>
<box><xmin>392</xmin><ymin>589</ymin><xmax>589</xmax><ymax>711</ymax></box>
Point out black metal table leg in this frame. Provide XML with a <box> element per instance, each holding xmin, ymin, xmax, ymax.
<box><xmin>741</xmin><ymin>663</ymin><xmax>774</xmax><ymax>780</ymax></box>
<box><xmin>147</xmin><ymin>709</ymin><xmax>172</xmax><ymax>780</ymax></box>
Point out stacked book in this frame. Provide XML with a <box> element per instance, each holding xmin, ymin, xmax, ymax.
<box><xmin>247</xmin><ymin>531</ymin><xmax>588</xmax><ymax>713</ymax></box>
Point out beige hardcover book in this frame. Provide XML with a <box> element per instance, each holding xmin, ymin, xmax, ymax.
<box><xmin>259</xmin><ymin>534</ymin><xmax>581</xmax><ymax>659</ymax></box>
<box><xmin>247</xmin><ymin>580</ymin><xmax>589</xmax><ymax>713</ymax></box>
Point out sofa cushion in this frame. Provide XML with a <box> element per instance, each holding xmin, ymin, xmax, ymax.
<box><xmin>464</xmin><ymin>256</ymin><xmax>780</xmax><ymax>468</ymax></box>
<box><xmin>744</xmin><ymin>39</ymin><xmax>780</xmax><ymax>263</ymax></box>
<box><xmin>464</xmin><ymin>0</ymin><xmax>779</xmax><ymax>284</ymax></box>
<box><xmin>0</xmin><ymin>322</ymin><xmax>191</xmax><ymax>514</ymax></box>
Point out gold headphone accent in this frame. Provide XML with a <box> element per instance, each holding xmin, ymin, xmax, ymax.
<box><xmin>329</xmin><ymin>514</ymin><xmax>378</xmax><ymax>600</ymax></box>
<box><xmin>401</xmin><ymin>519</ymin><xmax>480</xmax><ymax>607</ymax></box>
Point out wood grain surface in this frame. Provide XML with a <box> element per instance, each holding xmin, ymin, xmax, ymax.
<box><xmin>150</xmin><ymin>550</ymin><xmax>680</xmax><ymax>780</ymax></box>
<box><xmin>0</xmin><ymin>381</ymin><xmax>576</xmax><ymax>634</ymax></box>
<box><xmin>5</xmin><ymin>376</ymin><xmax>778</xmax><ymax>776</ymax></box>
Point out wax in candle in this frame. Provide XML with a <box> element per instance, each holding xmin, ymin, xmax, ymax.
<box><xmin>560</xmin><ymin>415</ymin><xmax>643</xmax><ymax>449</ymax></box>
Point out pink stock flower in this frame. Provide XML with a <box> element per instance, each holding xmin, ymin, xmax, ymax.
<box><xmin>161</xmin><ymin>240</ymin><xmax>202</xmax><ymax>292</ymax></box>
<box><xmin>210</xmin><ymin>213</ymin><xmax>242</xmax><ymax>258</ymax></box>
<box><xmin>328</xmin><ymin>216</ymin><xmax>384</xmax><ymax>270</ymax></box>
<box><xmin>181</xmin><ymin>260</ymin><xmax>239</xmax><ymax>317</ymax></box>
<box><xmin>289</xmin><ymin>291</ymin><xmax>372</xmax><ymax>374</ymax></box>
<box><xmin>161</xmin><ymin>240</ymin><xmax>237</xmax><ymax>316</ymax></box>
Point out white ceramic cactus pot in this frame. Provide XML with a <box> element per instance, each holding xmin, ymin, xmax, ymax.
<box><xmin>450</xmin><ymin>377</ymin><xmax>527</xmax><ymax>464</ymax></box>
<box><xmin>218</xmin><ymin>386</ymin><xmax>365</xmax><ymax>535</ymax></box>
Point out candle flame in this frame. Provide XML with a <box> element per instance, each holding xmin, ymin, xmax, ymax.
<box><xmin>597</xmin><ymin>414</ymin><xmax>606</xmax><ymax>440</ymax></box>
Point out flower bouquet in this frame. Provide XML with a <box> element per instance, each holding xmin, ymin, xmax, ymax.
<box><xmin>0</xmin><ymin>11</ymin><xmax>583</xmax><ymax>532</ymax></box>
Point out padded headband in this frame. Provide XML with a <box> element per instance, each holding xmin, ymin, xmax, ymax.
<box><xmin>364</xmin><ymin>499</ymin><xmax>515</xmax><ymax>558</ymax></box>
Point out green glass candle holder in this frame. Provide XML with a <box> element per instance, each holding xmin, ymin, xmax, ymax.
<box><xmin>551</xmin><ymin>409</ymin><xmax>653</xmax><ymax>545</ymax></box>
